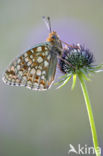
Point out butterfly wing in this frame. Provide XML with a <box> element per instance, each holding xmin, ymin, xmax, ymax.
<box><xmin>2</xmin><ymin>42</ymin><xmax>57</xmax><ymax>90</ymax></box>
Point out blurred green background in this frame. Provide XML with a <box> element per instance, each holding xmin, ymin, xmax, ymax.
<box><xmin>0</xmin><ymin>0</ymin><xmax>103</xmax><ymax>156</ymax></box>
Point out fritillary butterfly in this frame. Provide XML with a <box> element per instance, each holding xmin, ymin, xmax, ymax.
<box><xmin>2</xmin><ymin>17</ymin><xmax>63</xmax><ymax>90</ymax></box>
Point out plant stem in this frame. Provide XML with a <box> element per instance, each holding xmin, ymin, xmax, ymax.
<box><xmin>78</xmin><ymin>74</ymin><xmax>101</xmax><ymax>156</ymax></box>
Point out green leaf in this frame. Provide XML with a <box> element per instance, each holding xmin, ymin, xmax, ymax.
<box><xmin>71</xmin><ymin>74</ymin><xmax>77</xmax><ymax>90</ymax></box>
<box><xmin>89</xmin><ymin>64</ymin><xmax>103</xmax><ymax>71</ymax></box>
<box><xmin>54</xmin><ymin>73</ymin><xmax>72</xmax><ymax>86</ymax></box>
<box><xmin>54</xmin><ymin>79</ymin><xmax>66</xmax><ymax>86</ymax></box>
<box><xmin>56</xmin><ymin>75</ymin><xmax>72</xmax><ymax>89</ymax></box>
<box><xmin>95</xmin><ymin>69</ymin><xmax>103</xmax><ymax>73</ymax></box>
<box><xmin>58</xmin><ymin>73</ymin><xmax>68</xmax><ymax>79</ymax></box>
<box><xmin>81</xmin><ymin>72</ymin><xmax>91</xmax><ymax>81</ymax></box>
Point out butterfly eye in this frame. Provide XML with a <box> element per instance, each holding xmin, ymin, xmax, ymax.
<box><xmin>51</xmin><ymin>35</ymin><xmax>57</xmax><ymax>39</ymax></box>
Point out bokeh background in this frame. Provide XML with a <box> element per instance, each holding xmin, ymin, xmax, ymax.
<box><xmin>0</xmin><ymin>0</ymin><xmax>103</xmax><ymax>156</ymax></box>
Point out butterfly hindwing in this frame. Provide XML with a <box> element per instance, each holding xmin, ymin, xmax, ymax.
<box><xmin>2</xmin><ymin>42</ymin><xmax>57</xmax><ymax>90</ymax></box>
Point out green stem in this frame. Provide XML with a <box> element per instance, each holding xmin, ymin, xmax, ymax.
<box><xmin>78</xmin><ymin>74</ymin><xmax>101</xmax><ymax>156</ymax></box>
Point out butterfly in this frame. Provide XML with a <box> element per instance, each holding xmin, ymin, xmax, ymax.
<box><xmin>2</xmin><ymin>17</ymin><xmax>77</xmax><ymax>91</ymax></box>
<box><xmin>2</xmin><ymin>17</ymin><xmax>66</xmax><ymax>91</ymax></box>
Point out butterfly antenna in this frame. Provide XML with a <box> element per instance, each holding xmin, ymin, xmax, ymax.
<box><xmin>42</xmin><ymin>16</ymin><xmax>52</xmax><ymax>33</ymax></box>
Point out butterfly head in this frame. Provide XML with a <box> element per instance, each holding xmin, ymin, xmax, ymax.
<box><xmin>46</xmin><ymin>31</ymin><xmax>59</xmax><ymax>42</ymax></box>
<box><xmin>46</xmin><ymin>31</ymin><xmax>62</xmax><ymax>49</ymax></box>
<box><xmin>43</xmin><ymin>17</ymin><xmax>62</xmax><ymax>48</ymax></box>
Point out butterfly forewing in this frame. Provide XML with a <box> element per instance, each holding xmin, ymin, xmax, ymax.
<box><xmin>3</xmin><ymin>42</ymin><xmax>57</xmax><ymax>90</ymax></box>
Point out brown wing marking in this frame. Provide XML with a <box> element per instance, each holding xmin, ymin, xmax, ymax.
<box><xmin>3</xmin><ymin>44</ymin><xmax>56</xmax><ymax>90</ymax></box>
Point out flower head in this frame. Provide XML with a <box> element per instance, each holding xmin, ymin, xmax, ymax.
<box><xmin>59</xmin><ymin>44</ymin><xmax>94</xmax><ymax>74</ymax></box>
<box><xmin>55</xmin><ymin>44</ymin><xmax>103</xmax><ymax>89</ymax></box>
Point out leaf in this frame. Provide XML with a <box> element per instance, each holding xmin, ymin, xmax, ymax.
<box><xmin>81</xmin><ymin>72</ymin><xmax>91</xmax><ymax>81</ymax></box>
<box><xmin>54</xmin><ymin>73</ymin><xmax>71</xmax><ymax>86</ymax></box>
<box><xmin>89</xmin><ymin>64</ymin><xmax>103</xmax><ymax>71</ymax></box>
<box><xmin>94</xmin><ymin>69</ymin><xmax>103</xmax><ymax>73</ymax></box>
<box><xmin>56</xmin><ymin>75</ymin><xmax>72</xmax><ymax>89</ymax></box>
<box><xmin>54</xmin><ymin>79</ymin><xmax>66</xmax><ymax>86</ymax></box>
<box><xmin>71</xmin><ymin>74</ymin><xmax>77</xmax><ymax>90</ymax></box>
<box><xmin>58</xmin><ymin>73</ymin><xmax>68</xmax><ymax>79</ymax></box>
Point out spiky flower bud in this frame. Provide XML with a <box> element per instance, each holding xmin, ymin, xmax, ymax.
<box><xmin>55</xmin><ymin>44</ymin><xmax>103</xmax><ymax>89</ymax></box>
<box><xmin>59</xmin><ymin>44</ymin><xmax>94</xmax><ymax>74</ymax></box>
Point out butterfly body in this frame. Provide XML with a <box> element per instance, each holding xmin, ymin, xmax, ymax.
<box><xmin>3</xmin><ymin>31</ymin><xmax>63</xmax><ymax>90</ymax></box>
